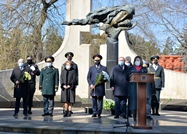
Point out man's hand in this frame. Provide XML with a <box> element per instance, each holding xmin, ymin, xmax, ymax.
<box><xmin>90</xmin><ymin>84</ymin><xmax>95</xmax><ymax>89</ymax></box>
<box><xmin>111</xmin><ymin>87</ymin><xmax>114</xmax><ymax>90</ymax></box>
<box><xmin>161</xmin><ymin>87</ymin><xmax>164</xmax><ymax>90</ymax></box>
<box><xmin>55</xmin><ymin>89</ymin><xmax>58</xmax><ymax>92</ymax></box>
<box><xmin>15</xmin><ymin>81</ymin><xmax>19</xmax><ymax>84</ymax></box>
<box><xmin>30</xmin><ymin>66</ymin><xmax>35</xmax><ymax>71</ymax></box>
<box><xmin>63</xmin><ymin>85</ymin><xmax>67</xmax><ymax>89</ymax></box>
<box><xmin>67</xmin><ymin>85</ymin><xmax>70</xmax><ymax>89</ymax></box>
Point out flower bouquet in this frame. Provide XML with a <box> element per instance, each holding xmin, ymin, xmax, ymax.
<box><xmin>94</xmin><ymin>71</ymin><xmax>110</xmax><ymax>87</ymax></box>
<box><xmin>15</xmin><ymin>72</ymin><xmax>31</xmax><ymax>88</ymax></box>
<box><xmin>103</xmin><ymin>99</ymin><xmax>115</xmax><ymax>110</ymax></box>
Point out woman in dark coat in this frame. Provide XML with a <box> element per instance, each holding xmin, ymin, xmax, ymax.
<box><xmin>129</xmin><ymin>56</ymin><xmax>147</xmax><ymax>124</ymax></box>
<box><xmin>60</xmin><ymin>61</ymin><xmax>77</xmax><ymax>117</ymax></box>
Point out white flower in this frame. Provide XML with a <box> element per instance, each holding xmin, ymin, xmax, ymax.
<box><xmin>102</xmin><ymin>71</ymin><xmax>110</xmax><ymax>82</ymax></box>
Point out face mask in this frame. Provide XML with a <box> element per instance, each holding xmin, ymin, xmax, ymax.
<box><xmin>135</xmin><ymin>61</ymin><xmax>140</xmax><ymax>66</ymax></box>
<box><xmin>119</xmin><ymin>61</ymin><xmax>124</xmax><ymax>66</ymax></box>
<box><xmin>27</xmin><ymin>60</ymin><xmax>32</xmax><ymax>64</ymax></box>
<box><xmin>46</xmin><ymin>62</ymin><xmax>52</xmax><ymax>67</ymax></box>
<box><xmin>125</xmin><ymin>62</ymin><xmax>130</xmax><ymax>66</ymax></box>
<box><xmin>66</xmin><ymin>66</ymin><xmax>71</xmax><ymax>70</ymax></box>
<box><xmin>19</xmin><ymin>62</ymin><xmax>24</xmax><ymax>67</ymax></box>
<box><xmin>68</xmin><ymin>57</ymin><xmax>72</xmax><ymax>61</ymax></box>
<box><xmin>94</xmin><ymin>61</ymin><xmax>100</xmax><ymax>65</ymax></box>
<box><xmin>154</xmin><ymin>61</ymin><xmax>158</xmax><ymax>65</ymax></box>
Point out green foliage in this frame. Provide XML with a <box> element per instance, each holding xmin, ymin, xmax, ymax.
<box><xmin>81</xmin><ymin>98</ymin><xmax>86</xmax><ymax>102</ymax></box>
<box><xmin>166</xmin><ymin>98</ymin><xmax>172</xmax><ymax>103</ymax></box>
<box><xmin>127</xmin><ymin>32</ymin><xmax>160</xmax><ymax>62</ymax></box>
<box><xmin>103</xmin><ymin>99</ymin><xmax>115</xmax><ymax>110</ymax></box>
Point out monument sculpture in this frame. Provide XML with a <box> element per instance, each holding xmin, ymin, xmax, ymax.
<box><xmin>158</xmin><ymin>55</ymin><xmax>184</xmax><ymax>72</ymax></box>
<box><xmin>62</xmin><ymin>4</ymin><xmax>136</xmax><ymax>99</ymax></box>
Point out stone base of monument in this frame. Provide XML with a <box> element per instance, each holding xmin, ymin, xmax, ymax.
<box><xmin>0</xmin><ymin>95</ymin><xmax>82</xmax><ymax>108</ymax></box>
<box><xmin>161</xmin><ymin>99</ymin><xmax>187</xmax><ymax>111</ymax></box>
<box><xmin>85</xmin><ymin>107</ymin><xmax>93</xmax><ymax>114</ymax></box>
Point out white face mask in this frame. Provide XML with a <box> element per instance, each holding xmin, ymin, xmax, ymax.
<box><xmin>66</xmin><ymin>66</ymin><xmax>71</xmax><ymax>70</ymax></box>
<box><xmin>46</xmin><ymin>62</ymin><xmax>52</xmax><ymax>67</ymax></box>
<box><xmin>125</xmin><ymin>62</ymin><xmax>130</xmax><ymax>66</ymax></box>
<box><xmin>135</xmin><ymin>61</ymin><xmax>140</xmax><ymax>66</ymax></box>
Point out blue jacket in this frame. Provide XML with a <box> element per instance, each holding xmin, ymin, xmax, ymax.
<box><xmin>87</xmin><ymin>64</ymin><xmax>108</xmax><ymax>96</ymax></box>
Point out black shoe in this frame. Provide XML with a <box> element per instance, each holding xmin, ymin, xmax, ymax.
<box><xmin>42</xmin><ymin>113</ymin><xmax>49</xmax><ymax>116</ymax></box>
<box><xmin>63</xmin><ymin>111</ymin><xmax>68</xmax><ymax>117</ymax></box>
<box><xmin>28</xmin><ymin>111</ymin><xmax>32</xmax><ymax>115</ymax></box>
<box><xmin>98</xmin><ymin>114</ymin><xmax>101</xmax><ymax>118</ymax></box>
<box><xmin>67</xmin><ymin>111</ymin><xmax>71</xmax><ymax>117</ymax></box>
<box><xmin>92</xmin><ymin>114</ymin><xmax>97</xmax><ymax>117</ymax></box>
<box><xmin>114</xmin><ymin>115</ymin><xmax>119</xmax><ymax>118</ymax></box>
<box><xmin>70</xmin><ymin>111</ymin><xmax>73</xmax><ymax>114</ymax></box>
<box><xmin>121</xmin><ymin>114</ymin><xmax>127</xmax><ymax>119</ymax></box>
<box><xmin>155</xmin><ymin>113</ymin><xmax>160</xmax><ymax>116</ymax></box>
<box><xmin>146</xmin><ymin>116</ymin><xmax>153</xmax><ymax>120</ymax></box>
<box><xmin>23</xmin><ymin>113</ymin><xmax>28</xmax><ymax>116</ymax></box>
<box><xmin>13</xmin><ymin>113</ymin><xmax>18</xmax><ymax>117</ymax></box>
<box><xmin>49</xmin><ymin>113</ymin><xmax>53</xmax><ymax>117</ymax></box>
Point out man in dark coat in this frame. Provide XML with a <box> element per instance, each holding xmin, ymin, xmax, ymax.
<box><xmin>110</xmin><ymin>56</ymin><xmax>130</xmax><ymax>118</ymax></box>
<box><xmin>149</xmin><ymin>55</ymin><xmax>165</xmax><ymax>116</ymax></box>
<box><xmin>87</xmin><ymin>54</ymin><xmax>109</xmax><ymax>118</ymax></box>
<box><xmin>10</xmin><ymin>58</ymin><xmax>31</xmax><ymax>116</ymax></box>
<box><xmin>39</xmin><ymin>56</ymin><xmax>59</xmax><ymax>116</ymax></box>
<box><xmin>24</xmin><ymin>56</ymin><xmax>40</xmax><ymax>114</ymax></box>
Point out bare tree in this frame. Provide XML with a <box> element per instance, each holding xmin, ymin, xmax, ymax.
<box><xmin>0</xmin><ymin>0</ymin><xmax>66</xmax><ymax>68</ymax></box>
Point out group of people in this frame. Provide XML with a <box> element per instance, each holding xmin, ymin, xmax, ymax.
<box><xmin>87</xmin><ymin>54</ymin><xmax>165</xmax><ymax>124</ymax></box>
<box><xmin>10</xmin><ymin>52</ymin><xmax>78</xmax><ymax>117</ymax></box>
<box><xmin>10</xmin><ymin>52</ymin><xmax>164</xmax><ymax>123</ymax></box>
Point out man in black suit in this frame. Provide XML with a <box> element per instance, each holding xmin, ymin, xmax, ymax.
<box><xmin>87</xmin><ymin>54</ymin><xmax>109</xmax><ymax>118</ymax></box>
<box><xmin>10</xmin><ymin>58</ymin><xmax>30</xmax><ymax>116</ymax></box>
<box><xmin>24</xmin><ymin>56</ymin><xmax>40</xmax><ymax>115</ymax></box>
<box><xmin>110</xmin><ymin>56</ymin><xmax>130</xmax><ymax>118</ymax></box>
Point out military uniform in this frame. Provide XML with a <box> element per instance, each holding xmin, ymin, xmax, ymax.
<box><xmin>39</xmin><ymin>56</ymin><xmax>59</xmax><ymax>116</ymax></box>
<box><xmin>149</xmin><ymin>55</ymin><xmax>165</xmax><ymax>115</ymax></box>
<box><xmin>87</xmin><ymin>54</ymin><xmax>109</xmax><ymax>118</ymax></box>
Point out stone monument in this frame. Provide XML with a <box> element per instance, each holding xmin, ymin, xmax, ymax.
<box><xmin>61</xmin><ymin>4</ymin><xmax>137</xmax><ymax>99</ymax></box>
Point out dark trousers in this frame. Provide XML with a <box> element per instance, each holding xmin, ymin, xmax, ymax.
<box><xmin>92</xmin><ymin>96</ymin><xmax>103</xmax><ymax>115</ymax></box>
<box><xmin>127</xmin><ymin>96</ymin><xmax>132</xmax><ymax>116</ymax></box>
<box><xmin>114</xmin><ymin>96</ymin><xmax>127</xmax><ymax>116</ymax></box>
<box><xmin>43</xmin><ymin>95</ymin><xmax>54</xmax><ymax>114</ymax></box>
<box><xmin>14</xmin><ymin>97</ymin><xmax>27</xmax><ymax>114</ymax></box>
<box><xmin>28</xmin><ymin>83</ymin><xmax>36</xmax><ymax>109</ymax></box>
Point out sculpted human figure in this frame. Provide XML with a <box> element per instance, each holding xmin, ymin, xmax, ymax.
<box><xmin>61</xmin><ymin>4</ymin><xmax>136</xmax><ymax>40</ymax></box>
<box><xmin>165</xmin><ymin>57</ymin><xmax>174</xmax><ymax>70</ymax></box>
<box><xmin>173</xmin><ymin>57</ymin><xmax>183</xmax><ymax>72</ymax></box>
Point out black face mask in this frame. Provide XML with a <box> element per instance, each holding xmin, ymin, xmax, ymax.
<box><xmin>27</xmin><ymin>60</ymin><xmax>32</xmax><ymax>64</ymax></box>
<box><xmin>68</xmin><ymin>57</ymin><xmax>72</xmax><ymax>61</ymax></box>
<box><xmin>154</xmin><ymin>61</ymin><xmax>158</xmax><ymax>65</ymax></box>
<box><xmin>94</xmin><ymin>61</ymin><xmax>100</xmax><ymax>65</ymax></box>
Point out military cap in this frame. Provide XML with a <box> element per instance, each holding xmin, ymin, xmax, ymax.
<box><xmin>45</xmin><ymin>55</ymin><xmax>55</xmax><ymax>62</ymax></box>
<box><xmin>93</xmin><ymin>54</ymin><xmax>102</xmax><ymax>60</ymax></box>
<box><xmin>150</xmin><ymin>55</ymin><xmax>159</xmax><ymax>61</ymax></box>
<box><xmin>65</xmin><ymin>52</ymin><xmax>74</xmax><ymax>58</ymax></box>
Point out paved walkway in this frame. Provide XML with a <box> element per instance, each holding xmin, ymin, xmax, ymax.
<box><xmin>0</xmin><ymin>107</ymin><xmax>187</xmax><ymax>134</ymax></box>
